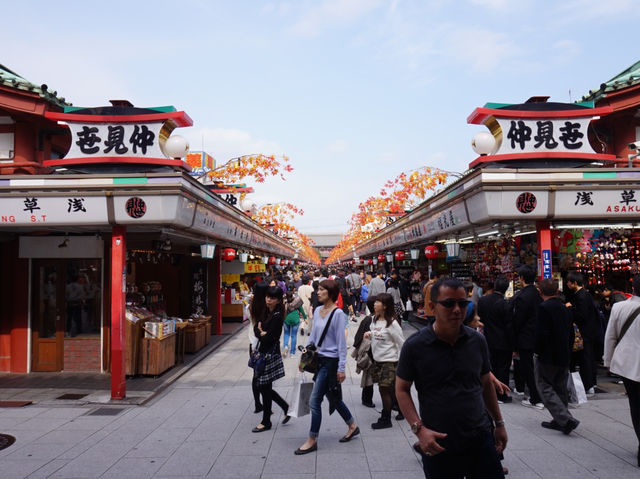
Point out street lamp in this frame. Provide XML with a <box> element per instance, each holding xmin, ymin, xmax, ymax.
<box><xmin>164</xmin><ymin>135</ymin><xmax>189</xmax><ymax>159</ymax></box>
<box><xmin>471</xmin><ymin>131</ymin><xmax>496</xmax><ymax>156</ymax></box>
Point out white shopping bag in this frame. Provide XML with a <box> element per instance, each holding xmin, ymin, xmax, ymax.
<box><xmin>288</xmin><ymin>374</ymin><xmax>314</xmax><ymax>418</ymax></box>
<box><xmin>567</xmin><ymin>371</ymin><xmax>588</xmax><ymax>405</ymax></box>
<box><xmin>405</xmin><ymin>300</ymin><xmax>413</xmax><ymax>312</ymax></box>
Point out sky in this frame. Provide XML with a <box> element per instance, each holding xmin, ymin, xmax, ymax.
<box><xmin>3</xmin><ymin>0</ymin><xmax>639</xmax><ymax>237</ymax></box>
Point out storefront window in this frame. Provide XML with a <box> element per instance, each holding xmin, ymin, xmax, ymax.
<box><xmin>64</xmin><ymin>260</ymin><xmax>101</xmax><ymax>337</ymax></box>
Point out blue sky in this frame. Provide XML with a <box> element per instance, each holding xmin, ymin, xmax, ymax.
<box><xmin>4</xmin><ymin>0</ymin><xmax>638</xmax><ymax>235</ymax></box>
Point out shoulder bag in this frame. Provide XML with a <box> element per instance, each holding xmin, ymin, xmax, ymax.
<box><xmin>616</xmin><ymin>304</ymin><xmax>640</xmax><ymax>346</ymax></box>
<box><xmin>299</xmin><ymin>308</ymin><xmax>337</xmax><ymax>374</ymax></box>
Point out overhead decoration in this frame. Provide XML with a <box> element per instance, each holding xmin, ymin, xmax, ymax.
<box><xmin>221</xmin><ymin>248</ymin><xmax>236</xmax><ymax>261</ymax></box>
<box><xmin>326</xmin><ymin>166</ymin><xmax>447</xmax><ymax>264</ymax></box>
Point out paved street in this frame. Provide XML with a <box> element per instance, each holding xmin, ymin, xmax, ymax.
<box><xmin>0</xmin><ymin>319</ymin><xmax>638</xmax><ymax>478</ymax></box>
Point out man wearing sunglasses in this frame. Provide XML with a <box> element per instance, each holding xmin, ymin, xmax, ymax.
<box><xmin>395</xmin><ymin>277</ymin><xmax>507</xmax><ymax>478</ymax></box>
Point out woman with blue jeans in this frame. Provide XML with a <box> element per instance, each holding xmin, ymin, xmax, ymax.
<box><xmin>295</xmin><ymin>279</ymin><xmax>359</xmax><ymax>455</ymax></box>
<box><xmin>282</xmin><ymin>291</ymin><xmax>306</xmax><ymax>358</ymax></box>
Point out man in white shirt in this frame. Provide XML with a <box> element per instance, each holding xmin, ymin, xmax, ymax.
<box><xmin>604</xmin><ymin>274</ymin><xmax>640</xmax><ymax>467</ymax></box>
<box><xmin>369</xmin><ymin>271</ymin><xmax>386</xmax><ymax>297</ymax></box>
<box><xmin>297</xmin><ymin>275</ymin><xmax>314</xmax><ymax>335</ymax></box>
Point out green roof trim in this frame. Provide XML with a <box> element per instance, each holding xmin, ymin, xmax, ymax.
<box><xmin>583</xmin><ymin>172</ymin><xmax>617</xmax><ymax>179</ymax></box>
<box><xmin>483</xmin><ymin>102</ymin><xmax>513</xmax><ymax>109</ymax></box>
<box><xmin>113</xmin><ymin>177</ymin><xmax>148</xmax><ymax>185</ymax></box>
<box><xmin>582</xmin><ymin>60</ymin><xmax>640</xmax><ymax>102</ymax></box>
<box><xmin>0</xmin><ymin>64</ymin><xmax>70</xmax><ymax>108</ymax></box>
<box><xmin>63</xmin><ymin>105</ymin><xmax>177</xmax><ymax>113</ymax></box>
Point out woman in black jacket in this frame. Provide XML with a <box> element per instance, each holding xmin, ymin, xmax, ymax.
<box><xmin>252</xmin><ymin>286</ymin><xmax>290</xmax><ymax>432</ymax></box>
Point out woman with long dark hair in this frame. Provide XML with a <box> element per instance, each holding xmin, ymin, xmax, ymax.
<box><xmin>365</xmin><ymin>292</ymin><xmax>405</xmax><ymax>429</ymax></box>
<box><xmin>295</xmin><ymin>279</ymin><xmax>359</xmax><ymax>454</ymax></box>
<box><xmin>252</xmin><ymin>286</ymin><xmax>290</xmax><ymax>432</ymax></box>
<box><xmin>248</xmin><ymin>281</ymin><xmax>268</xmax><ymax>413</ymax></box>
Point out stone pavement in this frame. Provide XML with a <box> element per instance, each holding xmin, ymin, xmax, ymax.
<box><xmin>0</xmin><ymin>318</ymin><xmax>638</xmax><ymax>478</ymax></box>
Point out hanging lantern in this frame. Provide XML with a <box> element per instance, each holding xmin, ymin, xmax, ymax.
<box><xmin>372</xmin><ymin>257</ymin><xmax>379</xmax><ymax>265</ymax></box>
<box><xmin>268</xmin><ymin>256</ymin><xmax>276</xmax><ymax>265</ymax></box>
<box><xmin>261</xmin><ymin>255</ymin><xmax>269</xmax><ymax>264</ymax></box>
<box><xmin>445</xmin><ymin>242</ymin><xmax>460</xmax><ymax>258</ymax></box>
<box><xmin>424</xmin><ymin>245</ymin><xmax>439</xmax><ymax>259</ymax></box>
<box><xmin>367</xmin><ymin>258</ymin><xmax>373</xmax><ymax>265</ymax></box>
<box><xmin>409</xmin><ymin>248</ymin><xmax>420</xmax><ymax>260</ymax></box>
<box><xmin>222</xmin><ymin>248</ymin><xmax>236</xmax><ymax>261</ymax></box>
<box><xmin>238</xmin><ymin>252</ymin><xmax>249</xmax><ymax>263</ymax></box>
<box><xmin>200</xmin><ymin>243</ymin><xmax>216</xmax><ymax>259</ymax></box>
<box><xmin>377</xmin><ymin>254</ymin><xmax>385</xmax><ymax>263</ymax></box>
<box><xmin>385</xmin><ymin>251</ymin><xmax>393</xmax><ymax>262</ymax></box>
<box><xmin>395</xmin><ymin>250</ymin><xmax>406</xmax><ymax>261</ymax></box>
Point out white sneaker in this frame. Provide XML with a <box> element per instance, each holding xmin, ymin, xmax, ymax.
<box><xmin>513</xmin><ymin>389</ymin><xmax>525</xmax><ymax>396</ymax></box>
<box><xmin>586</xmin><ymin>387</ymin><xmax>595</xmax><ymax>395</ymax></box>
<box><xmin>282</xmin><ymin>346</ymin><xmax>289</xmax><ymax>358</ymax></box>
<box><xmin>522</xmin><ymin>399</ymin><xmax>544</xmax><ymax>410</ymax></box>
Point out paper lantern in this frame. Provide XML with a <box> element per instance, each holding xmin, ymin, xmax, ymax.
<box><xmin>268</xmin><ymin>256</ymin><xmax>276</xmax><ymax>265</ymax></box>
<box><xmin>385</xmin><ymin>252</ymin><xmax>393</xmax><ymax>262</ymax></box>
<box><xmin>377</xmin><ymin>254</ymin><xmax>385</xmax><ymax>263</ymax></box>
<box><xmin>395</xmin><ymin>250</ymin><xmax>405</xmax><ymax>261</ymax></box>
<box><xmin>261</xmin><ymin>255</ymin><xmax>269</xmax><ymax>264</ymax></box>
<box><xmin>410</xmin><ymin>248</ymin><xmax>420</xmax><ymax>260</ymax></box>
<box><xmin>372</xmin><ymin>257</ymin><xmax>379</xmax><ymax>265</ymax></box>
<box><xmin>238</xmin><ymin>252</ymin><xmax>249</xmax><ymax>263</ymax></box>
<box><xmin>222</xmin><ymin>248</ymin><xmax>236</xmax><ymax>261</ymax></box>
<box><xmin>367</xmin><ymin>258</ymin><xmax>373</xmax><ymax>265</ymax></box>
<box><xmin>424</xmin><ymin>245</ymin><xmax>439</xmax><ymax>259</ymax></box>
<box><xmin>200</xmin><ymin>243</ymin><xmax>216</xmax><ymax>259</ymax></box>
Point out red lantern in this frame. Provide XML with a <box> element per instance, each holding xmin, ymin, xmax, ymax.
<box><xmin>268</xmin><ymin>256</ymin><xmax>276</xmax><ymax>265</ymax></box>
<box><xmin>367</xmin><ymin>258</ymin><xmax>373</xmax><ymax>265</ymax></box>
<box><xmin>377</xmin><ymin>254</ymin><xmax>385</xmax><ymax>262</ymax></box>
<box><xmin>424</xmin><ymin>245</ymin><xmax>439</xmax><ymax>259</ymax></box>
<box><xmin>222</xmin><ymin>248</ymin><xmax>236</xmax><ymax>261</ymax></box>
<box><xmin>395</xmin><ymin>250</ymin><xmax>405</xmax><ymax>261</ymax></box>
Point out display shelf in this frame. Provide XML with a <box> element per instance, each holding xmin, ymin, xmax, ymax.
<box><xmin>138</xmin><ymin>333</ymin><xmax>176</xmax><ymax>376</ymax></box>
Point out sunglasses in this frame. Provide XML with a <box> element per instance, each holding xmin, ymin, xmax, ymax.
<box><xmin>435</xmin><ymin>299</ymin><xmax>471</xmax><ymax>309</ymax></box>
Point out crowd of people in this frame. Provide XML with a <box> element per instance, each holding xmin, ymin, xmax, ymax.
<box><xmin>243</xmin><ymin>264</ymin><xmax>640</xmax><ymax>477</ymax></box>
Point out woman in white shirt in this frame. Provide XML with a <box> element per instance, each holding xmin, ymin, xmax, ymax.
<box><xmin>364</xmin><ymin>292</ymin><xmax>405</xmax><ymax>430</ymax></box>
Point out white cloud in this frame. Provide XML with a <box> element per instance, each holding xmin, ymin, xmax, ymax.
<box><xmin>185</xmin><ymin>128</ymin><xmax>285</xmax><ymax>165</ymax></box>
<box><xmin>556</xmin><ymin>0</ymin><xmax>638</xmax><ymax>19</ymax></box>
<box><xmin>327</xmin><ymin>139</ymin><xmax>348</xmax><ymax>153</ymax></box>
<box><xmin>444</xmin><ymin>27</ymin><xmax>521</xmax><ymax>73</ymax></box>
<box><xmin>290</xmin><ymin>0</ymin><xmax>383</xmax><ymax>36</ymax></box>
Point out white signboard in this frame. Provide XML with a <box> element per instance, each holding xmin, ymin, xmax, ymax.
<box><xmin>0</xmin><ymin>196</ymin><xmax>108</xmax><ymax>225</ymax></box>
<box><xmin>495</xmin><ymin>117</ymin><xmax>594</xmax><ymax>155</ymax></box>
<box><xmin>65</xmin><ymin>122</ymin><xmax>166</xmax><ymax>159</ymax></box>
<box><xmin>555</xmin><ymin>189</ymin><xmax>640</xmax><ymax>218</ymax></box>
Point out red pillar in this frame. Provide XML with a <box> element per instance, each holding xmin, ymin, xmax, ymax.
<box><xmin>110</xmin><ymin>226</ymin><xmax>126</xmax><ymax>400</ymax></box>
<box><xmin>213</xmin><ymin>246</ymin><xmax>222</xmax><ymax>335</ymax></box>
<box><xmin>537</xmin><ymin>220</ymin><xmax>552</xmax><ymax>280</ymax></box>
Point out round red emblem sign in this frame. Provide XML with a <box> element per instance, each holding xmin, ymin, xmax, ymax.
<box><xmin>125</xmin><ymin>197</ymin><xmax>147</xmax><ymax>218</ymax></box>
<box><xmin>515</xmin><ymin>192</ymin><xmax>537</xmax><ymax>214</ymax></box>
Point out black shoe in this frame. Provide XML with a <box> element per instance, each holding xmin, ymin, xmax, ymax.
<box><xmin>362</xmin><ymin>401</ymin><xmax>376</xmax><ymax>408</ymax></box>
<box><xmin>562</xmin><ymin>419</ymin><xmax>579</xmax><ymax>435</ymax></box>
<box><xmin>339</xmin><ymin>426</ymin><xmax>360</xmax><ymax>442</ymax></box>
<box><xmin>498</xmin><ymin>395</ymin><xmax>513</xmax><ymax>404</ymax></box>
<box><xmin>254</xmin><ymin>405</ymin><xmax>263</xmax><ymax>414</ymax></box>
<box><xmin>282</xmin><ymin>415</ymin><xmax>291</xmax><ymax>424</ymax></box>
<box><xmin>252</xmin><ymin>424</ymin><xmax>271</xmax><ymax>433</ymax></box>
<box><xmin>371</xmin><ymin>417</ymin><xmax>392</xmax><ymax>430</ymax></box>
<box><xmin>541</xmin><ymin>420</ymin><xmax>562</xmax><ymax>431</ymax></box>
<box><xmin>294</xmin><ymin>443</ymin><xmax>317</xmax><ymax>455</ymax></box>
<box><xmin>396</xmin><ymin>412</ymin><xmax>404</xmax><ymax>421</ymax></box>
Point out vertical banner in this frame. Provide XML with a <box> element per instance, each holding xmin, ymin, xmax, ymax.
<box><xmin>542</xmin><ymin>250</ymin><xmax>552</xmax><ymax>279</ymax></box>
<box><xmin>191</xmin><ymin>263</ymin><xmax>207</xmax><ymax>316</ymax></box>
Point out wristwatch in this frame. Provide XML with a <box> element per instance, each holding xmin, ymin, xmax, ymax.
<box><xmin>411</xmin><ymin>421</ymin><xmax>423</xmax><ymax>435</ymax></box>
<box><xmin>494</xmin><ymin>420</ymin><xmax>505</xmax><ymax>428</ymax></box>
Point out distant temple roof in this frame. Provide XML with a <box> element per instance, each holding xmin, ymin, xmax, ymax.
<box><xmin>0</xmin><ymin>64</ymin><xmax>70</xmax><ymax>108</ymax></box>
<box><xmin>582</xmin><ymin>60</ymin><xmax>640</xmax><ymax>102</ymax></box>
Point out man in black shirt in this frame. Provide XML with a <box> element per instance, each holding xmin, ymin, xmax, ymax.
<box><xmin>396</xmin><ymin>277</ymin><xmax>507</xmax><ymax>478</ymax></box>
<box><xmin>565</xmin><ymin>271</ymin><xmax>599</xmax><ymax>394</ymax></box>
<box><xmin>534</xmin><ymin>279</ymin><xmax>579</xmax><ymax>435</ymax></box>
<box><xmin>478</xmin><ymin>275</ymin><xmax>514</xmax><ymax>404</ymax></box>
<box><xmin>512</xmin><ymin>265</ymin><xmax>544</xmax><ymax>409</ymax></box>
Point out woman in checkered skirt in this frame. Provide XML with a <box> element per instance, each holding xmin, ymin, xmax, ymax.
<box><xmin>252</xmin><ymin>286</ymin><xmax>290</xmax><ymax>432</ymax></box>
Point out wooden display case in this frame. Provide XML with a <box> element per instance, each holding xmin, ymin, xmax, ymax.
<box><xmin>221</xmin><ymin>303</ymin><xmax>243</xmax><ymax>320</ymax></box>
<box><xmin>184</xmin><ymin>323</ymin><xmax>207</xmax><ymax>353</ymax></box>
<box><xmin>138</xmin><ymin>333</ymin><xmax>176</xmax><ymax>376</ymax></box>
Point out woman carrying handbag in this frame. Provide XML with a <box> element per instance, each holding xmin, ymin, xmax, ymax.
<box><xmin>295</xmin><ymin>279</ymin><xmax>359</xmax><ymax>455</ymax></box>
<box><xmin>252</xmin><ymin>286</ymin><xmax>290</xmax><ymax>433</ymax></box>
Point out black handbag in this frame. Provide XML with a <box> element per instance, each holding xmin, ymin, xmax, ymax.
<box><xmin>298</xmin><ymin>308</ymin><xmax>337</xmax><ymax>374</ymax></box>
<box><xmin>248</xmin><ymin>343</ymin><xmax>275</xmax><ymax>374</ymax></box>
